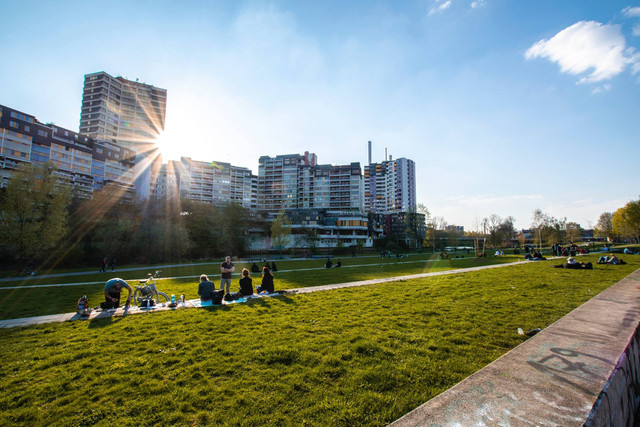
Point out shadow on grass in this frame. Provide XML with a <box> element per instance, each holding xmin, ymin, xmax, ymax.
<box><xmin>88</xmin><ymin>314</ymin><xmax>126</xmax><ymax>328</ymax></box>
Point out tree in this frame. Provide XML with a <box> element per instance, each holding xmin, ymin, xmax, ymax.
<box><xmin>271</xmin><ymin>210</ymin><xmax>292</xmax><ymax>253</ymax></box>
<box><xmin>531</xmin><ymin>209</ymin><xmax>566</xmax><ymax>248</ymax></box>
<box><xmin>594</xmin><ymin>212</ymin><xmax>614</xmax><ymax>242</ymax></box>
<box><xmin>0</xmin><ymin>162</ymin><xmax>70</xmax><ymax>260</ymax></box>
<box><xmin>565</xmin><ymin>222</ymin><xmax>583</xmax><ymax>244</ymax></box>
<box><xmin>612</xmin><ymin>198</ymin><xmax>640</xmax><ymax>243</ymax></box>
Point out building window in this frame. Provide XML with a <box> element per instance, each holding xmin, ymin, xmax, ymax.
<box><xmin>9</xmin><ymin>120</ymin><xmax>18</xmax><ymax>128</ymax></box>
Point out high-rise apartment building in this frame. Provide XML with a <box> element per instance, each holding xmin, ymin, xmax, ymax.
<box><xmin>257</xmin><ymin>152</ymin><xmax>363</xmax><ymax>215</ymax></box>
<box><xmin>364</xmin><ymin>154</ymin><xmax>416</xmax><ymax>214</ymax></box>
<box><xmin>79</xmin><ymin>71</ymin><xmax>167</xmax><ymax>198</ymax></box>
<box><xmin>153</xmin><ymin>157</ymin><xmax>257</xmax><ymax>209</ymax></box>
<box><xmin>0</xmin><ymin>103</ymin><xmax>135</xmax><ymax>198</ymax></box>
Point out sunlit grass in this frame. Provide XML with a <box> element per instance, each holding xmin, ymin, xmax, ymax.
<box><xmin>0</xmin><ymin>255</ymin><xmax>637</xmax><ymax>426</ymax></box>
<box><xmin>0</xmin><ymin>254</ymin><xmax>518</xmax><ymax>320</ymax></box>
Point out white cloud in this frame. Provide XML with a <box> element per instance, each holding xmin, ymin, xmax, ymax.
<box><xmin>591</xmin><ymin>83</ymin><xmax>611</xmax><ymax>94</ymax></box>
<box><xmin>470</xmin><ymin>0</ymin><xmax>486</xmax><ymax>9</ymax></box>
<box><xmin>623</xmin><ymin>6</ymin><xmax>640</xmax><ymax>36</ymax></box>
<box><xmin>429</xmin><ymin>0</ymin><xmax>452</xmax><ymax>15</ymax></box>
<box><xmin>525</xmin><ymin>21</ymin><xmax>638</xmax><ymax>83</ymax></box>
<box><xmin>623</xmin><ymin>6</ymin><xmax>640</xmax><ymax>18</ymax></box>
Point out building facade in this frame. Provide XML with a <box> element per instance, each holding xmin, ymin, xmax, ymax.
<box><xmin>258</xmin><ymin>152</ymin><xmax>364</xmax><ymax>216</ymax></box>
<box><xmin>152</xmin><ymin>157</ymin><xmax>257</xmax><ymax>209</ymax></box>
<box><xmin>80</xmin><ymin>71</ymin><xmax>167</xmax><ymax>198</ymax></box>
<box><xmin>0</xmin><ymin>104</ymin><xmax>135</xmax><ymax>197</ymax></box>
<box><xmin>364</xmin><ymin>156</ymin><xmax>416</xmax><ymax>214</ymax></box>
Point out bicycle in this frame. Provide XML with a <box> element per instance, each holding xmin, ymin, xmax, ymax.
<box><xmin>133</xmin><ymin>270</ymin><xmax>170</xmax><ymax>307</ymax></box>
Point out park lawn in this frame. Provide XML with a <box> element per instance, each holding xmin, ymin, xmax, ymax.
<box><xmin>0</xmin><ymin>255</ymin><xmax>638</xmax><ymax>426</ymax></box>
<box><xmin>0</xmin><ymin>254</ymin><xmax>518</xmax><ymax>320</ymax></box>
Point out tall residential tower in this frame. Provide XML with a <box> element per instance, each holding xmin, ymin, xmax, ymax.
<box><xmin>79</xmin><ymin>71</ymin><xmax>167</xmax><ymax>198</ymax></box>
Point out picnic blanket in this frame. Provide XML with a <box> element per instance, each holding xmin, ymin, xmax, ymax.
<box><xmin>190</xmin><ymin>292</ymin><xmax>280</xmax><ymax>308</ymax></box>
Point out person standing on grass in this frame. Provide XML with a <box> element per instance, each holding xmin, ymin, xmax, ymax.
<box><xmin>220</xmin><ymin>256</ymin><xmax>234</xmax><ymax>294</ymax></box>
<box><xmin>103</xmin><ymin>278</ymin><xmax>132</xmax><ymax>309</ymax></box>
<box><xmin>257</xmin><ymin>266</ymin><xmax>274</xmax><ymax>293</ymax></box>
<box><xmin>198</xmin><ymin>274</ymin><xmax>216</xmax><ymax>302</ymax></box>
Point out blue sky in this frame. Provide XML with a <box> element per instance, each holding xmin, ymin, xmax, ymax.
<box><xmin>1</xmin><ymin>0</ymin><xmax>639</xmax><ymax>230</ymax></box>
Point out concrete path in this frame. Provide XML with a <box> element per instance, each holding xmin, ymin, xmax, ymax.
<box><xmin>391</xmin><ymin>267</ymin><xmax>640</xmax><ymax>426</ymax></box>
<box><xmin>0</xmin><ymin>256</ymin><xmax>496</xmax><ymax>290</ymax></box>
<box><xmin>0</xmin><ymin>260</ymin><xmax>523</xmax><ymax>328</ymax></box>
<box><xmin>0</xmin><ymin>254</ymin><xmax>387</xmax><ymax>283</ymax></box>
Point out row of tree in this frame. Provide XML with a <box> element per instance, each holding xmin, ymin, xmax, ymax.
<box><xmin>594</xmin><ymin>200</ymin><xmax>640</xmax><ymax>243</ymax></box>
<box><xmin>420</xmin><ymin>196</ymin><xmax>640</xmax><ymax>251</ymax></box>
<box><xmin>1</xmin><ymin>162</ymin><xmax>638</xmax><ymax>267</ymax></box>
<box><xmin>0</xmin><ymin>162</ymin><xmax>261</xmax><ymax>268</ymax></box>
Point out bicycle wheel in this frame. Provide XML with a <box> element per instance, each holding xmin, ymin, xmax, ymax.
<box><xmin>155</xmin><ymin>292</ymin><xmax>170</xmax><ymax>305</ymax></box>
<box><xmin>133</xmin><ymin>288</ymin><xmax>145</xmax><ymax>307</ymax></box>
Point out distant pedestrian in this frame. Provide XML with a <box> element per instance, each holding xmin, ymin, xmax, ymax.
<box><xmin>100</xmin><ymin>256</ymin><xmax>108</xmax><ymax>272</ymax></box>
<box><xmin>220</xmin><ymin>256</ymin><xmax>234</xmax><ymax>294</ymax></box>
<box><xmin>108</xmin><ymin>257</ymin><xmax>116</xmax><ymax>272</ymax></box>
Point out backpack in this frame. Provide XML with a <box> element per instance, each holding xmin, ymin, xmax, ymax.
<box><xmin>211</xmin><ymin>290</ymin><xmax>224</xmax><ymax>305</ymax></box>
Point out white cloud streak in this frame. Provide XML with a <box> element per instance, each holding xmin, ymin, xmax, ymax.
<box><xmin>470</xmin><ymin>0</ymin><xmax>486</xmax><ymax>9</ymax></box>
<box><xmin>429</xmin><ymin>0</ymin><xmax>452</xmax><ymax>15</ymax></box>
<box><xmin>624</xmin><ymin>6</ymin><xmax>640</xmax><ymax>36</ymax></box>
<box><xmin>525</xmin><ymin>21</ymin><xmax>638</xmax><ymax>83</ymax></box>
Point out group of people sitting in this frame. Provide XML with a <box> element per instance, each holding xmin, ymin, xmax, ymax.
<box><xmin>597</xmin><ymin>254</ymin><xmax>625</xmax><ymax>265</ymax></box>
<box><xmin>325</xmin><ymin>259</ymin><xmax>342</xmax><ymax>268</ymax></box>
<box><xmin>198</xmin><ymin>265</ymin><xmax>275</xmax><ymax>304</ymax></box>
<box><xmin>552</xmin><ymin>257</ymin><xmax>593</xmax><ymax>269</ymax></box>
<box><xmin>524</xmin><ymin>250</ymin><xmax>546</xmax><ymax>261</ymax></box>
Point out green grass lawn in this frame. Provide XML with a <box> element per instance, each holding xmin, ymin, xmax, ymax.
<box><xmin>1</xmin><ymin>254</ymin><xmax>638</xmax><ymax>426</ymax></box>
<box><xmin>0</xmin><ymin>253</ymin><xmax>517</xmax><ymax>320</ymax></box>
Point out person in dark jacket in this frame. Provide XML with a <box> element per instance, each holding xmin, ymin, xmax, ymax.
<box><xmin>251</xmin><ymin>262</ymin><xmax>260</xmax><ymax>273</ymax></box>
<box><xmin>238</xmin><ymin>268</ymin><xmax>253</xmax><ymax>296</ymax></box>
<box><xmin>257</xmin><ymin>266</ymin><xmax>274</xmax><ymax>293</ymax></box>
<box><xmin>198</xmin><ymin>274</ymin><xmax>216</xmax><ymax>302</ymax></box>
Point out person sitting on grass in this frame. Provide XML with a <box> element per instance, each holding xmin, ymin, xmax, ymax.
<box><xmin>198</xmin><ymin>274</ymin><xmax>216</xmax><ymax>302</ymax></box>
<box><xmin>325</xmin><ymin>259</ymin><xmax>332</xmax><ymax>268</ymax></box>
<box><xmin>271</xmin><ymin>261</ymin><xmax>278</xmax><ymax>272</ymax></box>
<box><xmin>238</xmin><ymin>268</ymin><xmax>253</xmax><ymax>296</ymax></box>
<box><xmin>333</xmin><ymin>260</ymin><xmax>342</xmax><ymax>268</ymax></box>
<box><xmin>607</xmin><ymin>254</ymin><xmax>621</xmax><ymax>265</ymax></box>
<box><xmin>103</xmin><ymin>278</ymin><xmax>132</xmax><ymax>309</ymax></box>
<box><xmin>251</xmin><ymin>262</ymin><xmax>260</xmax><ymax>273</ymax></box>
<box><xmin>256</xmin><ymin>266</ymin><xmax>274</xmax><ymax>293</ymax></box>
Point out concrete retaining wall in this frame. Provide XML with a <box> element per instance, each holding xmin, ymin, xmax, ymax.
<box><xmin>585</xmin><ymin>322</ymin><xmax>640</xmax><ymax>426</ymax></box>
<box><xmin>392</xmin><ymin>268</ymin><xmax>640</xmax><ymax>426</ymax></box>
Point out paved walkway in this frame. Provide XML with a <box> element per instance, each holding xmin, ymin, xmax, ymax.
<box><xmin>0</xmin><ymin>254</ymin><xmax>388</xmax><ymax>283</ymax></box>
<box><xmin>0</xmin><ymin>256</ymin><xmax>490</xmax><ymax>290</ymax></box>
<box><xmin>0</xmin><ymin>260</ymin><xmax>523</xmax><ymax>328</ymax></box>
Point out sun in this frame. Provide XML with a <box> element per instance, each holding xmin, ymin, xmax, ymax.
<box><xmin>153</xmin><ymin>131</ymin><xmax>179</xmax><ymax>162</ymax></box>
